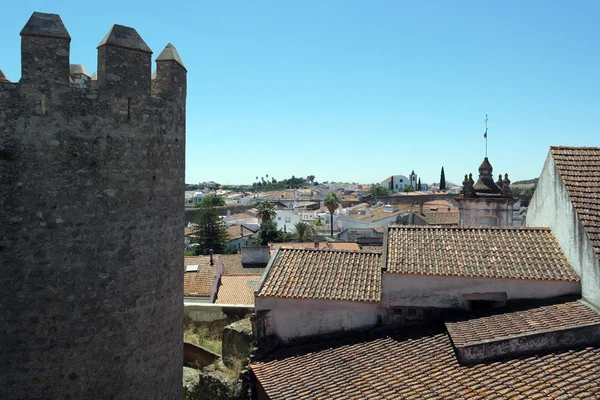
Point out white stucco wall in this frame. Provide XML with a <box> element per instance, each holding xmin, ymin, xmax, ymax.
<box><xmin>275</xmin><ymin>209</ymin><xmax>301</xmax><ymax>233</ymax></box>
<box><xmin>527</xmin><ymin>151</ymin><xmax>600</xmax><ymax>308</ymax></box>
<box><xmin>381</xmin><ymin>273</ymin><xmax>580</xmax><ymax>309</ymax></box>
<box><xmin>254</xmin><ymin>296</ymin><xmax>380</xmax><ymax>342</ymax></box>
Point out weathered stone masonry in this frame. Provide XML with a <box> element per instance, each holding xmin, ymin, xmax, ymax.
<box><xmin>0</xmin><ymin>12</ymin><xmax>186</xmax><ymax>399</ymax></box>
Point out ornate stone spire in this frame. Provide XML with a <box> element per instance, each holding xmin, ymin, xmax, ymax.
<box><xmin>473</xmin><ymin>157</ymin><xmax>501</xmax><ymax>194</ymax></box>
<box><xmin>502</xmin><ymin>173</ymin><xmax>512</xmax><ymax>196</ymax></box>
<box><xmin>462</xmin><ymin>173</ymin><xmax>476</xmax><ymax>198</ymax></box>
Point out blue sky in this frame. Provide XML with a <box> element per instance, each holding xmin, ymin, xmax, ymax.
<box><xmin>3</xmin><ymin>1</ymin><xmax>599</xmax><ymax>186</ymax></box>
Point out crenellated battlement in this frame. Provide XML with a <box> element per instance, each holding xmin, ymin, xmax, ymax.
<box><xmin>2</xmin><ymin>11</ymin><xmax>186</xmax><ymax>104</ymax></box>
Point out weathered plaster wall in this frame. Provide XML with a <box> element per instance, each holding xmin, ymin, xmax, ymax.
<box><xmin>381</xmin><ymin>273</ymin><xmax>580</xmax><ymax>309</ymax></box>
<box><xmin>527</xmin><ymin>151</ymin><xmax>600</xmax><ymax>309</ymax></box>
<box><xmin>254</xmin><ymin>297</ymin><xmax>379</xmax><ymax>342</ymax></box>
<box><xmin>457</xmin><ymin>197</ymin><xmax>514</xmax><ymax>226</ymax></box>
<box><xmin>0</xmin><ymin>13</ymin><xmax>186</xmax><ymax>399</ymax></box>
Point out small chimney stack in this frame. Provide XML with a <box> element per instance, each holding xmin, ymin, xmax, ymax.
<box><xmin>314</xmin><ymin>241</ymin><xmax>319</xmax><ymax>249</ymax></box>
<box><xmin>209</xmin><ymin>249</ymin><xmax>214</xmax><ymax>266</ymax></box>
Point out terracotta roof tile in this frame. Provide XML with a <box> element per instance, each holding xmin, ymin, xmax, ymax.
<box><xmin>183</xmin><ymin>256</ymin><xmax>216</xmax><ymax>297</ymax></box>
<box><xmin>219</xmin><ymin>254</ymin><xmax>266</xmax><ymax>276</ymax></box>
<box><xmin>215</xmin><ymin>275</ymin><xmax>261</xmax><ymax>305</ymax></box>
<box><xmin>551</xmin><ymin>146</ymin><xmax>600</xmax><ymax>261</ymax></box>
<box><xmin>251</xmin><ymin>325</ymin><xmax>600</xmax><ymax>399</ymax></box>
<box><xmin>386</xmin><ymin>225</ymin><xmax>578</xmax><ymax>281</ymax></box>
<box><xmin>225</xmin><ymin>224</ymin><xmax>255</xmax><ymax>240</ymax></box>
<box><xmin>258</xmin><ymin>248</ymin><xmax>382</xmax><ymax>302</ymax></box>
<box><xmin>446</xmin><ymin>300</ymin><xmax>600</xmax><ymax>347</ymax></box>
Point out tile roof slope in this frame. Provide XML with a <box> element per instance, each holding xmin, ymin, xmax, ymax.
<box><xmin>215</xmin><ymin>275</ymin><xmax>262</xmax><ymax>305</ymax></box>
<box><xmin>219</xmin><ymin>254</ymin><xmax>266</xmax><ymax>276</ymax></box>
<box><xmin>386</xmin><ymin>225</ymin><xmax>579</xmax><ymax>281</ymax></box>
<box><xmin>251</xmin><ymin>325</ymin><xmax>600</xmax><ymax>399</ymax></box>
<box><xmin>183</xmin><ymin>256</ymin><xmax>216</xmax><ymax>297</ymax></box>
<box><xmin>551</xmin><ymin>146</ymin><xmax>600</xmax><ymax>261</ymax></box>
<box><xmin>258</xmin><ymin>248</ymin><xmax>382</xmax><ymax>302</ymax></box>
<box><xmin>446</xmin><ymin>300</ymin><xmax>600</xmax><ymax>347</ymax></box>
<box><xmin>226</xmin><ymin>224</ymin><xmax>255</xmax><ymax>240</ymax></box>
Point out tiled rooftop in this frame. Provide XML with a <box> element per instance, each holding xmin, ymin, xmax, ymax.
<box><xmin>551</xmin><ymin>146</ymin><xmax>600</xmax><ymax>261</ymax></box>
<box><xmin>270</xmin><ymin>242</ymin><xmax>361</xmax><ymax>252</ymax></box>
<box><xmin>258</xmin><ymin>248</ymin><xmax>382</xmax><ymax>303</ymax></box>
<box><xmin>386</xmin><ymin>225</ymin><xmax>579</xmax><ymax>281</ymax></box>
<box><xmin>219</xmin><ymin>254</ymin><xmax>266</xmax><ymax>276</ymax></box>
<box><xmin>446</xmin><ymin>300</ymin><xmax>600</xmax><ymax>347</ymax></box>
<box><xmin>251</xmin><ymin>325</ymin><xmax>600</xmax><ymax>399</ymax></box>
<box><xmin>226</xmin><ymin>224</ymin><xmax>255</xmax><ymax>240</ymax></box>
<box><xmin>340</xmin><ymin>204</ymin><xmax>411</xmax><ymax>222</ymax></box>
<box><xmin>215</xmin><ymin>275</ymin><xmax>262</xmax><ymax>305</ymax></box>
<box><xmin>183</xmin><ymin>256</ymin><xmax>216</xmax><ymax>297</ymax></box>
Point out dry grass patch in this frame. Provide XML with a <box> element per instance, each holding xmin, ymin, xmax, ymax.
<box><xmin>183</xmin><ymin>316</ymin><xmax>244</xmax><ymax>355</ymax></box>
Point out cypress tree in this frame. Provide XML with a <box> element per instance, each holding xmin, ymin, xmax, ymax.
<box><xmin>440</xmin><ymin>167</ymin><xmax>446</xmax><ymax>190</ymax></box>
<box><xmin>417</xmin><ymin>178</ymin><xmax>421</xmax><ymax>191</ymax></box>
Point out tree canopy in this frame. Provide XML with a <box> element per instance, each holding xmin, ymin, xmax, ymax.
<box><xmin>194</xmin><ymin>194</ymin><xmax>225</xmax><ymax>208</ymax></box>
<box><xmin>440</xmin><ymin>167</ymin><xmax>446</xmax><ymax>191</ymax></box>
<box><xmin>324</xmin><ymin>192</ymin><xmax>341</xmax><ymax>238</ymax></box>
<box><xmin>370</xmin><ymin>185</ymin><xmax>394</xmax><ymax>196</ymax></box>
<box><xmin>403</xmin><ymin>185</ymin><xmax>415</xmax><ymax>192</ymax></box>
<box><xmin>256</xmin><ymin>200</ymin><xmax>277</xmax><ymax>222</ymax></box>
<box><xmin>191</xmin><ymin>205</ymin><xmax>229</xmax><ymax>255</ymax></box>
<box><xmin>252</xmin><ymin>175</ymin><xmax>307</xmax><ymax>191</ymax></box>
<box><xmin>292</xmin><ymin>222</ymin><xmax>316</xmax><ymax>242</ymax></box>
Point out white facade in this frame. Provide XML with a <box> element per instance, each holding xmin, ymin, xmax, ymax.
<box><xmin>254</xmin><ymin>297</ymin><xmax>379</xmax><ymax>342</ymax></box>
<box><xmin>381</xmin><ymin>175</ymin><xmax>411</xmax><ymax>192</ymax></box>
<box><xmin>381</xmin><ymin>273</ymin><xmax>580</xmax><ymax>309</ymax></box>
<box><xmin>527</xmin><ymin>151</ymin><xmax>600</xmax><ymax>309</ymax></box>
<box><xmin>275</xmin><ymin>208</ymin><xmax>301</xmax><ymax>233</ymax></box>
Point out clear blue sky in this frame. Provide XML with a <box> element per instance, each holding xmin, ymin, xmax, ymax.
<box><xmin>3</xmin><ymin>1</ymin><xmax>599</xmax><ymax>186</ymax></box>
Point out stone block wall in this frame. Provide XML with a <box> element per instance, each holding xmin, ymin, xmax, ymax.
<box><xmin>0</xmin><ymin>12</ymin><xmax>186</xmax><ymax>399</ymax></box>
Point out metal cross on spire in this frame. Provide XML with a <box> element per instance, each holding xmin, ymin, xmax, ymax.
<box><xmin>483</xmin><ymin>114</ymin><xmax>488</xmax><ymax>158</ymax></box>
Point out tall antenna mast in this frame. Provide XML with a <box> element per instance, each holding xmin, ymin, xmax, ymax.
<box><xmin>484</xmin><ymin>114</ymin><xmax>488</xmax><ymax>158</ymax></box>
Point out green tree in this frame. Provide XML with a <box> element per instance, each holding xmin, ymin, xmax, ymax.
<box><xmin>256</xmin><ymin>200</ymin><xmax>277</xmax><ymax>222</ymax></box>
<box><xmin>255</xmin><ymin>218</ymin><xmax>279</xmax><ymax>245</ymax></box>
<box><xmin>403</xmin><ymin>185</ymin><xmax>415</xmax><ymax>192</ymax></box>
<box><xmin>417</xmin><ymin>178</ymin><xmax>421</xmax><ymax>191</ymax></box>
<box><xmin>191</xmin><ymin>205</ymin><xmax>229</xmax><ymax>255</ymax></box>
<box><xmin>370</xmin><ymin>185</ymin><xmax>394</xmax><ymax>196</ymax></box>
<box><xmin>194</xmin><ymin>194</ymin><xmax>225</xmax><ymax>208</ymax></box>
<box><xmin>440</xmin><ymin>167</ymin><xmax>446</xmax><ymax>191</ymax></box>
<box><xmin>292</xmin><ymin>222</ymin><xmax>316</xmax><ymax>242</ymax></box>
<box><xmin>324</xmin><ymin>191</ymin><xmax>341</xmax><ymax>238</ymax></box>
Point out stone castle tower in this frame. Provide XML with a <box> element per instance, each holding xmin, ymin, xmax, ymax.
<box><xmin>0</xmin><ymin>12</ymin><xmax>186</xmax><ymax>399</ymax></box>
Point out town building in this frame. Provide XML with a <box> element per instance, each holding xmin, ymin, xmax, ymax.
<box><xmin>527</xmin><ymin>146</ymin><xmax>600</xmax><ymax>309</ymax></box>
<box><xmin>248</xmin><ymin>146</ymin><xmax>600</xmax><ymax>399</ymax></box>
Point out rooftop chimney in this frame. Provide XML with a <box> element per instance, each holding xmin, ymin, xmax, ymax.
<box><xmin>209</xmin><ymin>249</ymin><xmax>214</xmax><ymax>266</ymax></box>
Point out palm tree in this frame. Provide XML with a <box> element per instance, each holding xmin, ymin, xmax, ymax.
<box><xmin>324</xmin><ymin>191</ymin><xmax>341</xmax><ymax>238</ymax></box>
<box><xmin>292</xmin><ymin>222</ymin><xmax>315</xmax><ymax>242</ymax></box>
<box><xmin>256</xmin><ymin>200</ymin><xmax>277</xmax><ymax>222</ymax></box>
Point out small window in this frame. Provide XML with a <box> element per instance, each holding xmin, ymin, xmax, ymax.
<box><xmin>185</xmin><ymin>265</ymin><xmax>199</xmax><ymax>272</ymax></box>
<box><xmin>285</xmin><ymin>217</ymin><xmax>291</xmax><ymax>223</ymax></box>
<box><xmin>408</xmin><ymin>308</ymin><xmax>417</xmax><ymax>316</ymax></box>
